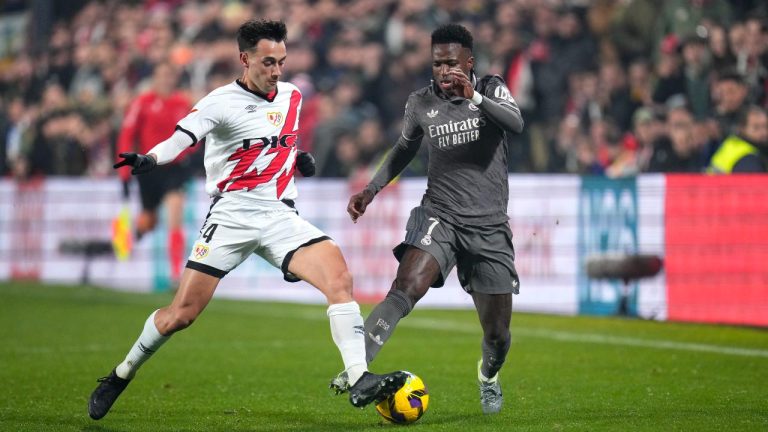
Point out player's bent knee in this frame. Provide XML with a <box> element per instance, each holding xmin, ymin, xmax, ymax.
<box><xmin>325</xmin><ymin>270</ymin><xmax>353</xmax><ymax>302</ymax></box>
<box><xmin>394</xmin><ymin>274</ymin><xmax>430</xmax><ymax>302</ymax></box>
<box><xmin>484</xmin><ymin>328</ymin><xmax>511</xmax><ymax>346</ymax></box>
<box><xmin>162</xmin><ymin>308</ymin><xmax>198</xmax><ymax>334</ymax></box>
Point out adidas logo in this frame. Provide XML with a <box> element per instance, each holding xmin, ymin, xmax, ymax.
<box><xmin>368</xmin><ymin>332</ymin><xmax>384</xmax><ymax>346</ymax></box>
<box><xmin>427</xmin><ymin>109</ymin><xmax>438</xmax><ymax>118</ymax></box>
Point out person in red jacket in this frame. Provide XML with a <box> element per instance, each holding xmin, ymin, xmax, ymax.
<box><xmin>116</xmin><ymin>61</ymin><xmax>196</xmax><ymax>280</ymax></box>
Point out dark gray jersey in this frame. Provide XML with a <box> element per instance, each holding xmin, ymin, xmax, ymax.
<box><xmin>366</xmin><ymin>74</ymin><xmax>524</xmax><ymax>226</ymax></box>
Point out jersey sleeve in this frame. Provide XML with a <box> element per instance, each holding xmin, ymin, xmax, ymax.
<box><xmin>401</xmin><ymin>95</ymin><xmax>424</xmax><ymax>141</ymax></box>
<box><xmin>175</xmin><ymin>94</ymin><xmax>224</xmax><ymax>145</ymax></box>
<box><xmin>478</xmin><ymin>76</ymin><xmax>524</xmax><ymax>133</ymax></box>
<box><xmin>483</xmin><ymin>77</ymin><xmax>519</xmax><ymax>110</ymax></box>
<box><xmin>365</xmin><ymin>94</ymin><xmax>424</xmax><ymax>194</ymax></box>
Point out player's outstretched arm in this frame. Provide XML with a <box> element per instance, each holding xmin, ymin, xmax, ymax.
<box><xmin>348</xmin><ymin>134</ymin><xmax>422</xmax><ymax>223</ymax></box>
<box><xmin>113</xmin><ymin>129</ymin><xmax>196</xmax><ymax>176</ymax></box>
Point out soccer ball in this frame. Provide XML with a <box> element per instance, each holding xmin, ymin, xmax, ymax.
<box><xmin>375</xmin><ymin>371</ymin><xmax>429</xmax><ymax>424</ymax></box>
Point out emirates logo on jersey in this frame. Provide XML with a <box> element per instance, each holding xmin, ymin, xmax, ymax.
<box><xmin>267</xmin><ymin>112</ymin><xmax>283</xmax><ymax>126</ymax></box>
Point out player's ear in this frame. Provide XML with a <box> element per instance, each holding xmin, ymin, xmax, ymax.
<box><xmin>240</xmin><ymin>52</ymin><xmax>249</xmax><ymax>68</ymax></box>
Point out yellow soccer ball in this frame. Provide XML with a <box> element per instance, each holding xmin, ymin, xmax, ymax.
<box><xmin>375</xmin><ymin>371</ymin><xmax>429</xmax><ymax>424</ymax></box>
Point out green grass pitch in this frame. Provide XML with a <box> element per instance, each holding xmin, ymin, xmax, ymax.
<box><xmin>0</xmin><ymin>282</ymin><xmax>766</xmax><ymax>431</ymax></box>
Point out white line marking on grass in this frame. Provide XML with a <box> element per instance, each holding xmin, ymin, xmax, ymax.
<box><xmin>513</xmin><ymin>328</ymin><xmax>768</xmax><ymax>359</ymax></box>
<box><xmin>402</xmin><ymin>317</ymin><xmax>768</xmax><ymax>359</ymax></box>
<box><xmin>7</xmin><ymin>344</ymin><xmax>118</xmax><ymax>354</ymax></box>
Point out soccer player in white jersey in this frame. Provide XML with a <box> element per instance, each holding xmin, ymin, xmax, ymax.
<box><xmin>88</xmin><ymin>19</ymin><xmax>406</xmax><ymax>421</ymax></box>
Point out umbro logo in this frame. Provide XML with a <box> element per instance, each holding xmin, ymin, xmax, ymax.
<box><xmin>245</xmin><ymin>105</ymin><xmax>258</xmax><ymax>113</ymax></box>
<box><xmin>427</xmin><ymin>109</ymin><xmax>438</xmax><ymax>118</ymax></box>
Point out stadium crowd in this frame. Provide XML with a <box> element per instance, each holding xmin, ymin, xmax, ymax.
<box><xmin>0</xmin><ymin>0</ymin><xmax>766</xmax><ymax>180</ymax></box>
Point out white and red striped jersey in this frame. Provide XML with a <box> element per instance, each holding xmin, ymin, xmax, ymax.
<box><xmin>176</xmin><ymin>80</ymin><xmax>302</xmax><ymax>201</ymax></box>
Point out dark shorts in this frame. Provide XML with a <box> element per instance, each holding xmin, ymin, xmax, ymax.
<box><xmin>393</xmin><ymin>206</ymin><xmax>520</xmax><ymax>295</ymax></box>
<box><xmin>136</xmin><ymin>161</ymin><xmax>193</xmax><ymax>211</ymax></box>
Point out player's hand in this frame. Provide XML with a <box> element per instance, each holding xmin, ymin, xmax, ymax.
<box><xmin>447</xmin><ymin>70</ymin><xmax>474</xmax><ymax>99</ymax></box>
<box><xmin>347</xmin><ymin>189</ymin><xmax>375</xmax><ymax>223</ymax></box>
<box><xmin>113</xmin><ymin>153</ymin><xmax>157</xmax><ymax>175</ymax></box>
<box><xmin>296</xmin><ymin>151</ymin><xmax>316</xmax><ymax>177</ymax></box>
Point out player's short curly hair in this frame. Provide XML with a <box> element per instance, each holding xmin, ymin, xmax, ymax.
<box><xmin>431</xmin><ymin>24</ymin><xmax>473</xmax><ymax>50</ymax></box>
<box><xmin>237</xmin><ymin>19</ymin><xmax>287</xmax><ymax>52</ymax></box>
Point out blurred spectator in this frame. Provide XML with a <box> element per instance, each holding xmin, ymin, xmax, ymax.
<box><xmin>0</xmin><ymin>97</ymin><xmax>30</xmax><ymax>177</ymax></box>
<box><xmin>606</xmin><ymin>107</ymin><xmax>663</xmax><ymax>177</ymax></box>
<box><xmin>652</xmin><ymin>36</ymin><xmax>687</xmax><ymax>107</ymax></box>
<box><xmin>611</xmin><ymin>0</ymin><xmax>663</xmax><ymax>65</ymax></box>
<box><xmin>27</xmin><ymin>108</ymin><xmax>89</xmax><ymax>176</ymax></box>
<box><xmin>321</xmin><ymin>131</ymin><xmax>361</xmax><ymax>178</ymax></box>
<box><xmin>597</xmin><ymin>62</ymin><xmax>636</xmax><ymax>132</ymax></box>
<box><xmin>712</xmin><ymin>71</ymin><xmax>750</xmax><ymax>138</ymax></box>
<box><xmin>647</xmin><ymin>106</ymin><xmax>706</xmax><ymax>172</ymax></box>
<box><xmin>0</xmin><ymin>1</ymin><xmax>765</xmax><ymax>178</ymax></box>
<box><xmin>708</xmin><ymin>105</ymin><xmax>768</xmax><ymax>173</ymax></box>
<box><xmin>680</xmin><ymin>34</ymin><xmax>712</xmax><ymax>119</ymax></box>
<box><xmin>655</xmin><ymin>0</ymin><xmax>733</xmax><ymax>58</ymax></box>
<box><xmin>708</xmin><ymin>24</ymin><xmax>737</xmax><ymax>74</ymax></box>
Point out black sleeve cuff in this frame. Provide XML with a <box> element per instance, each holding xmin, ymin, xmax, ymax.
<box><xmin>175</xmin><ymin>125</ymin><xmax>199</xmax><ymax>146</ymax></box>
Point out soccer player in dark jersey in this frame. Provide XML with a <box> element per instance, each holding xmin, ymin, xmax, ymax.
<box><xmin>332</xmin><ymin>23</ymin><xmax>524</xmax><ymax>415</ymax></box>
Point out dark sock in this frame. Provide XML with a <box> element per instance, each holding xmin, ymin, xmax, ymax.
<box><xmin>363</xmin><ymin>290</ymin><xmax>414</xmax><ymax>363</ymax></box>
<box><xmin>481</xmin><ymin>331</ymin><xmax>511</xmax><ymax>380</ymax></box>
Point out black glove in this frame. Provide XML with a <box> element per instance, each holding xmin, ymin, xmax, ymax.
<box><xmin>113</xmin><ymin>152</ymin><xmax>157</xmax><ymax>175</ymax></box>
<box><xmin>296</xmin><ymin>151</ymin><xmax>316</xmax><ymax>177</ymax></box>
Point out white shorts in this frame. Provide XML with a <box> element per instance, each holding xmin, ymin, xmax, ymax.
<box><xmin>186</xmin><ymin>194</ymin><xmax>329</xmax><ymax>281</ymax></box>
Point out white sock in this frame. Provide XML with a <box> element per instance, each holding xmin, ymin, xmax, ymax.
<box><xmin>327</xmin><ymin>301</ymin><xmax>368</xmax><ymax>385</ymax></box>
<box><xmin>115</xmin><ymin>310</ymin><xmax>169</xmax><ymax>380</ymax></box>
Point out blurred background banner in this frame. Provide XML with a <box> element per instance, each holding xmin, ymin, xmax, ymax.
<box><xmin>664</xmin><ymin>175</ymin><xmax>768</xmax><ymax>326</ymax></box>
<box><xmin>2</xmin><ymin>174</ymin><xmax>766</xmax><ymax>326</ymax></box>
<box><xmin>578</xmin><ymin>176</ymin><xmax>639</xmax><ymax>316</ymax></box>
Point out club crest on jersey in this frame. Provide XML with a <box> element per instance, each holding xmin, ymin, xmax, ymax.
<box><xmin>267</xmin><ymin>111</ymin><xmax>283</xmax><ymax>126</ymax></box>
<box><xmin>468</xmin><ymin>103</ymin><xmax>479</xmax><ymax>111</ymax></box>
<box><xmin>193</xmin><ymin>243</ymin><xmax>209</xmax><ymax>260</ymax></box>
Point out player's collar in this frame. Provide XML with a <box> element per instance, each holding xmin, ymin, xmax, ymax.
<box><xmin>235</xmin><ymin>79</ymin><xmax>278</xmax><ymax>102</ymax></box>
